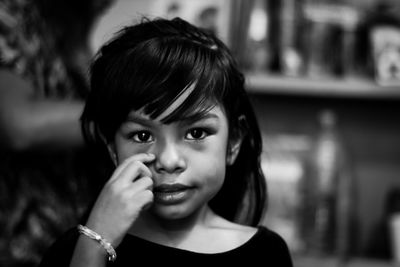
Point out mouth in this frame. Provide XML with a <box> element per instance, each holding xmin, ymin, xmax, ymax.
<box><xmin>153</xmin><ymin>183</ymin><xmax>194</xmax><ymax>205</ymax></box>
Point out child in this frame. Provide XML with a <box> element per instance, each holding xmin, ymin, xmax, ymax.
<box><xmin>39</xmin><ymin>17</ymin><xmax>293</xmax><ymax>266</ymax></box>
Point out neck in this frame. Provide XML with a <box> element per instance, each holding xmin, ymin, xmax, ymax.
<box><xmin>129</xmin><ymin>205</ymin><xmax>219</xmax><ymax>243</ymax></box>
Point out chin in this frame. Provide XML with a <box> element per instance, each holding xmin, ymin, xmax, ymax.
<box><xmin>150</xmin><ymin>203</ymin><xmax>197</xmax><ymax>221</ymax></box>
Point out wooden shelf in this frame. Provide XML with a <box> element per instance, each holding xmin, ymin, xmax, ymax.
<box><xmin>245</xmin><ymin>73</ymin><xmax>400</xmax><ymax>100</ymax></box>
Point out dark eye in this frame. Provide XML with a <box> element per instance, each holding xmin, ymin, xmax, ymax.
<box><xmin>186</xmin><ymin>128</ymin><xmax>208</xmax><ymax>140</ymax></box>
<box><xmin>132</xmin><ymin>131</ymin><xmax>153</xmax><ymax>143</ymax></box>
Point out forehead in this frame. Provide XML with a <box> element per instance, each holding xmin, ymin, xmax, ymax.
<box><xmin>129</xmin><ymin>101</ymin><xmax>225</xmax><ymax>123</ymax></box>
<box><xmin>128</xmin><ymin>81</ymin><xmax>225</xmax><ymax>123</ymax></box>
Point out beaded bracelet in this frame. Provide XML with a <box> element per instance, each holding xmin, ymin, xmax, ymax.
<box><xmin>77</xmin><ymin>224</ymin><xmax>117</xmax><ymax>262</ymax></box>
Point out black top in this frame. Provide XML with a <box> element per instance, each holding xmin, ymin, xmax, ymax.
<box><xmin>39</xmin><ymin>226</ymin><xmax>293</xmax><ymax>266</ymax></box>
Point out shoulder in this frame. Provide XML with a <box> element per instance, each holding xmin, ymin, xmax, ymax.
<box><xmin>250</xmin><ymin>226</ymin><xmax>293</xmax><ymax>266</ymax></box>
<box><xmin>212</xmin><ymin>217</ymin><xmax>290</xmax><ymax>247</ymax></box>
<box><xmin>256</xmin><ymin>225</ymin><xmax>287</xmax><ymax>241</ymax></box>
<box><xmin>254</xmin><ymin>225</ymin><xmax>291</xmax><ymax>248</ymax></box>
<box><xmin>209</xmin><ymin>222</ymin><xmax>293</xmax><ymax>265</ymax></box>
<box><xmin>208</xmin><ymin>216</ymin><xmax>258</xmax><ymax>245</ymax></box>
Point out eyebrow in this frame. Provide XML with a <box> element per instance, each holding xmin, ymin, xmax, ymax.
<box><xmin>124</xmin><ymin>115</ymin><xmax>153</xmax><ymax>127</ymax></box>
<box><xmin>125</xmin><ymin>112</ymin><xmax>220</xmax><ymax>126</ymax></box>
<box><xmin>179</xmin><ymin>112</ymin><xmax>220</xmax><ymax>125</ymax></box>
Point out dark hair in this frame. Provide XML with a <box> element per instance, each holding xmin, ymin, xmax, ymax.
<box><xmin>81</xmin><ymin>17</ymin><xmax>266</xmax><ymax>226</ymax></box>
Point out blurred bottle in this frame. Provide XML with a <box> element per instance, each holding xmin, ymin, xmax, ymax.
<box><xmin>311</xmin><ymin>110</ymin><xmax>340</xmax><ymax>254</ymax></box>
<box><xmin>300</xmin><ymin>109</ymin><xmax>355</xmax><ymax>260</ymax></box>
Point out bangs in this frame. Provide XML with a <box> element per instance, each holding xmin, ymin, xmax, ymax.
<box><xmin>115</xmin><ymin>35</ymin><xmax>227</xmax><ymax>123</ymax></box>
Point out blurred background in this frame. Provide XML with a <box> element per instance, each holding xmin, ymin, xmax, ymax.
<box><xmin>1</xmin><ymin>0</ymin><xmax>400</xmax><ymax>266</ymax></box>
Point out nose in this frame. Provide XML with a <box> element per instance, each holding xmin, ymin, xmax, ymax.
<box><xmin>153</xmin><ymin>139</ymin><xmax>186</xmax><ymax>174</ymax></box>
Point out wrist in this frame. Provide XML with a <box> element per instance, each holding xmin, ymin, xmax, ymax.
<box><xmin>77</xmin><ymin>225</ymin><xmax>117</xmax><ymax>262</ymax></box>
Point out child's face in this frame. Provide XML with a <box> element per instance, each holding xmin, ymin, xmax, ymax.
<box><xmin>111</xmin><ymin>98</ymin><xmax>231</xmax><ymax>220</ymax></box>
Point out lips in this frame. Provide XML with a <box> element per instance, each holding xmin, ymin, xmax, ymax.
<box><xmin>153</xmin><ymin>183</ymin><xmax>193</xmax><ymax>204</ymax></box>
<box><xmin>154</xmin><ymin>183</ymin><xmax>190</xmax><ymax>193</ymax></box>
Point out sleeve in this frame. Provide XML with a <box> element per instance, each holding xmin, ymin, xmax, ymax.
<box><xmin>38</xmin><ymin>227</ymin><xmax>80</xmax><ymax>267</ymax></box>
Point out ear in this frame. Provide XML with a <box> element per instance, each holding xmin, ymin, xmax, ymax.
<box><xmin>99</xmin><ymin>130</ymin><xmax>118</xmax><ymax>166</ymax></box>
<box><xmin>227</xmin><ymin>115</ymin><xmax>246</xmax><ymax>166</ymax></box>
<box><xmin>227</xmin><ymin>137</ymin><xmax>243</xmax><ymax>165</ymax></box>
<box><xmin>107</xmin><ymin>143</ymin><xmax>118</xmax><ymax>166</ymax></box>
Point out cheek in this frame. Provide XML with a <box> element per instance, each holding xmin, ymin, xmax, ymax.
<box><xmin>200</xmin><ymin>160</ymin><xmax>226</xmax><ymax>201</ymax></box>
<box><xmin>190</xmin><ymin>145</ymin><xmax>227</xmax><ymax>187</ymax></box>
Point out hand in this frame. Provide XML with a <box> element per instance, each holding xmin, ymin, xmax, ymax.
<box><xmin>85</xmin><ymin>153</ymin><xmax>155</xmax><ymax>247</ymax></box>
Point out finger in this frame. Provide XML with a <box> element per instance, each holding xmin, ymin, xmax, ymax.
<box><xmin>123</xmin><ymin>178</ymin><xmax>154</xmax><ymax>213</ymax></box>
<box><xmin>138</xmin><ymin>189</ymin><xmax>154</xmax><ymax>211</ymax></box>
<box><xmin>120</xmin><ymin>161</ymin><xmax>153</xmax><ymax>186</ymax></box>
<box><xmin>123</xmin><ymin>189</ymin><xmax>154</xmax><ymax>218</ymax></box>
<box><xmin>109</xmin><ymin>153</ymin><xmax>155</xmax><ymax>183</ymax></box>
<box><xmin>112</xmin><ymin>153</ymin><xmax>155</xmax><ymax>178</ymax></box>
<box><xmin>129</xmin><ymin>176</ymin><xmax>153</xmax><ymax>193</ymax></box>
<box><xmin>130</xmin><ymin>187</ymin><xmax>154</xmax><ymax>210</ymax></box>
